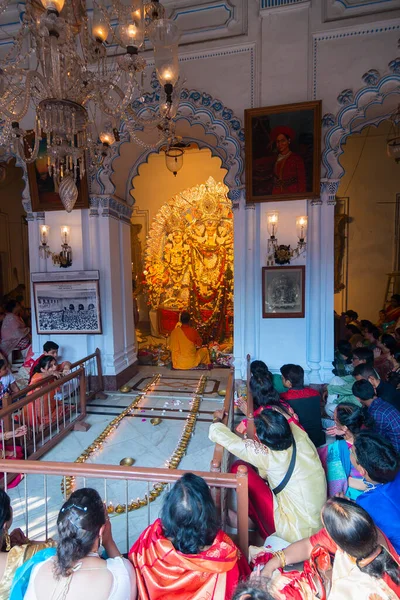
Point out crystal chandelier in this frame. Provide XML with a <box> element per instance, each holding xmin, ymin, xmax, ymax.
<box><xmin>0</xmin><ymin>0</ymin><xmax>181</xmax><ymax>209</ymax></box>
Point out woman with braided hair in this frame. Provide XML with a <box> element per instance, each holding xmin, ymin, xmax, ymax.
<box><xmin>257</xmin><ymin>497</ymin><xmax>400</xmax><ymax>599</ymax></box>
<box><xmin>20</xmin><ymin>488</ymin><xmax>136</xmax><ymax>600</ymax></box>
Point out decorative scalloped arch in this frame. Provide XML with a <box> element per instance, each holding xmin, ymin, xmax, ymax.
<box><xmin>322</xmin><ymin>69</ymin><xmax>400</xmax><ymax>179</ymax></box>
<box><xmin>111</xmin><ymin>87</ymin><xmax>245</xmax><ymax>200</ymax></box>
<box><xmin>124</xmin><ymin>136</ymin><xmax>227</xmax><ymax>203</ymax></box>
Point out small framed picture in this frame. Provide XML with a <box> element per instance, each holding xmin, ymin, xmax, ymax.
<box><xmin>27</xmin><ymin>137</ymin><xmax>89</xmax><ymax>212</ymax></box>
<box><xmin>33</xmin><ymin>279</ymin><xmax>102</xmax><ymax>334</ymax></box>
<box><xmin>262</xmin><ymin>266</ymin><xmax>305</xmax><ymax>318</ymax></box>
<box><xmin>245</xmin><ymin>100</ymin><xmax>321</xmax><ymax>203</ymax></box>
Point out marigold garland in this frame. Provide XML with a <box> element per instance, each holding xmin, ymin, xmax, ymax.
<box><xmin>61</xmin><ymin>374</ymin><xmax>207</xmax><ymax>513</ymax></box>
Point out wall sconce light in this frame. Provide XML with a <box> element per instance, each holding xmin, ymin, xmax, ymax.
<box><xmin>267</xmin><ymin>212</ymin><xmax>279</xmax><ymax>240</ymax></box>
<box><xmin>266</xmin><ymin>213</ymin><xmax>308</xmax><ymax>265</ymax></box>
<box><xmin>39</xmin><ymin>224</ymin><xmax>73</xmax><ymax>268</ymax></box>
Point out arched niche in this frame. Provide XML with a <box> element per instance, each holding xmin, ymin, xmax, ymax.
<box><xmin>107</xmin><ymin>88</ymin><xmax>245</xmax><ymax>202</ymax></box>
<box><xmin>321</xmin><ymin>65</ymin><xmax>400</xmax><ymax>182</ymax></box>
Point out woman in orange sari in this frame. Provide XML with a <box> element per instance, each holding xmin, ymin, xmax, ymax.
<box><xmin>129</xmin><ymin>473</ymin><xmax>250</xmax><ymax>599</ymax></box>
<box><xmin>24</xmin><ymin>356</ymin><xmax>63</xmax><ymax>429</ymax></box>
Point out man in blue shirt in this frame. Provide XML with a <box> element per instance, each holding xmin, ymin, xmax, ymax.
<box><xmin>352</xmin><ymin>379</ymin><xmax>400</xmax><ymax>453</ymax></box>
<box><xmin>353</xmin><ymin>363</ymin><xmax>400</xmax><ymax>412</ymax></box>
<box><xmin>350</xmin><ymin>431</ymin><xmax>400</xmax><ymax>553</ymax></box>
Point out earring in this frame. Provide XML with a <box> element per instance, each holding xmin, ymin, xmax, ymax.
<box><xmin>99</xmin><ymin>534</ymin><xmax>103</xmax><ymax>548</ymax></box>
<box><xmin>5</xmin><ymin>532</ymin><xmax>11</xmax><ymax>552</ymax></box>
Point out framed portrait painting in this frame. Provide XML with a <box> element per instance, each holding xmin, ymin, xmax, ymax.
<box><xmin>245</xmin><ymin>100</ymin><xmax>321</xmax><ymax>203</ymax></box>
<box><xmin>262</xmin><ymin>265</ymin><xmax>305</xmax><ymax>319</ymax></box>
<box><xmin>33</xmin><ymin>278</ymin><xmax>102</xmax><ymax>334</ymax></box>
<box><xmin>27</xmin><ymin>137</ymin><xmax>89</xmax><ymax>212</ymax></box>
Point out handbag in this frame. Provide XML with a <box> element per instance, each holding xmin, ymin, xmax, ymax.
<box><xmin>272</xmin><ymin>440</ymin><xmax>297</xmax><ymax>495</ymax></box>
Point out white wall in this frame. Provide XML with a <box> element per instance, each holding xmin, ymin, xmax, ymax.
<box><xmin>256</xmin><ymin>201</ymin><xmax>308</xmax><ymax>371</ymax></box>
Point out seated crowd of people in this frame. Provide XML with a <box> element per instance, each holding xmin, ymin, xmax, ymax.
<box><xmin>0</xmin><ymin>349</ymin><xmax>398</xmax><ymax>598</ymax></box>
<box><xmin>0</xmin><ymin>302</ymin><xmax>399</xmax><ymax>598</ymax></box>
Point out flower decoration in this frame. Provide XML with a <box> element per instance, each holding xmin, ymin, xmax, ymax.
<box><xmin>337</xmin><ymin>89</ymin><xmax>354</xmax><ymax>105</ymax></box>
<box><xmin>389</xmin><ymin>58</ymin><xmax>400</xmax><ymax>74</ymax></box>
<box><xmin>61</xmin><ymin>374</ymin><xmax>208</xmax><ymax>512</ymax></box>
<box><xmin>362</xmin><ymin>69</ymin><xmax>380</xmax><ymax>85</ymax></box>
<box><xmin>322</xmin><ymin>113</ymin><xmax>335</xmax><ymax>128</ymax></box>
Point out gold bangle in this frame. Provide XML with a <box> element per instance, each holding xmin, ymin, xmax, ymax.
<box><xmin>273</xmin><ymin>549</ymin><xmax>286</xmax><ymax>568</ymax></box>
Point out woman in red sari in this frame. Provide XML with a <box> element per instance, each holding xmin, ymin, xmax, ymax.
<box><xmin>255</xmin><ymin>497</ymin><xmax>400</xmax><ymax>599</ymax></box>
<box><xmin>129</xmin><ymin>473</ymin><xmax>250</xmax><ymax>599</ymax></box>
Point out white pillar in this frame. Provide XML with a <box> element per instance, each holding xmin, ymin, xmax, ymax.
<box><xmin>88</xmin><ymin>196</ymin><xmax>136</xmax><ymax>386</ymax></box>
<box><xmin>306</xmin><ymin>196</ymin><xmax>322</xmax><ymax>382</ymax></box>
<box><xmin>232</xmin><ymin>188</ymin><xmax>247</xmax><ymax>378</ymax></box>
<box><xmin>244</xmin><ymin>201</ymin><xmax>257</xmax><ymax>365</ymax></box>
<box><xmin>320</xmin><ymin>179</ymin><xmax>340</xmax><ymax>380</ymax></box>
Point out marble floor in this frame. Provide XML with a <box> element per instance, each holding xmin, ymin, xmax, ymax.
<box><xmin>6</xmin><ymin>366</ymin><xmax>232</xmax><ymax>553</ymax></box>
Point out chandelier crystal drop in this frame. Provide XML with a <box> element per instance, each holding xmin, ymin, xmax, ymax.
<box><xmin>0</xmin><ymin>0</ymin><xmax>181</xmax><ymax>197</ymax></box>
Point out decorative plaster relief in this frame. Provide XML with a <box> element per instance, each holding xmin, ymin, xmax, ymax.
<box><xmin>322</xmin><ymin>66</ymin><xmax>400</xmax><ymax>179</ymax></box>
<box><xmin>320</xmin><ymin>179</ymin><xmax>340</xmax><ymax>204</ymax></box>
<box><xmin>90</xmin><ymin>196</ymin><xmax>133</xmax><ymax>223</ymax></box>
<box><xmin>323</xmin><ymin>0</ymin><xmax>400</xmax><ymax>22</ymax></box>
<box><xmin>166</xmin><ymin>0</ymin><xmax>247</xmax><ymax>43</ymax></box>
<box><xmin>117</xmin><ymin>86</ymin><xmax>245</xmax><ymax>199</ymax></box>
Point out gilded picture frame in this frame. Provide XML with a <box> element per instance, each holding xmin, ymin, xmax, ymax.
<box><xmin>245</xmin><ymin>100</ymin><xmax>322</xmax><ymax>203</ymax></box>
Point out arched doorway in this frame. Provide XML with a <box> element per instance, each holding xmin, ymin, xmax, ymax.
<box><xmin>103</xmin><ymin>87</ymin><xmax>245</xmax><ymax>368</ymax></box>
<box><xmin>320</xmin><ymin>64</ymin><xmax>400</xmax><ymax>347</ymax></box>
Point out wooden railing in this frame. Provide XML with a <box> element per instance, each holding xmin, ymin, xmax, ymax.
<box><xmin>0</xmin><ymin>368</ymin><xmax>87</xmax><ymax>467</ymax></box>
<box><xmin>210</xmin><ymin>366</ymin><xmax>235</xmax><ymax>474</ymax></box>
<box><xmin>0</xmin><ymin>460</ymin><xmax>249</xmax><ymax>557</ymax></box>
<box><xmin>246</xmin><ymin>354</ymin><xmax>255</xmax><ymax>440</ymax></box>
<box><xmin>70</xmin><ymin>348</ymin><xmax>107</xmax><ymax>402</ymax></box>
<box><xmin>208</xmin><ymin>367</ymin><xmax>249</xmax><ymax>549</ymax></box>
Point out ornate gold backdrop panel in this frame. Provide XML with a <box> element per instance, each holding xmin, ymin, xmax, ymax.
<box><xmin>143</xmin><ymin>177</ymin><xmax>233</xmax><ymax>342</ymax></box>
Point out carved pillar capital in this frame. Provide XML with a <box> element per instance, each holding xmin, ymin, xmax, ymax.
<box><xmin>229</xmin><ymin>187</ymin><xmax>246</xmax><ymax>210</ymax></box>
<box><xmin>89</xmin><ymin>195</ymin><xmax>133</xmax><ymax>223</ymax></box>
<box><xmin>320</xmin><ymin>179</ymin><xmax>340</xmax><ymax>205</ymax></box>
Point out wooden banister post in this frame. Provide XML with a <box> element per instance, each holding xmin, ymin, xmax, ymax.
<box><xmin>246</xmin><ymin>354</ymin><xmax>255</xmax><ymax>440</ymax></box>
<box><xmin>95</xmin><ymin>348</ymin><xmax>107</xmax><ymax>400</ymax></box>
<box><xmin>210</xmin><ymin>459</ymin><xmax>222</xmax><ymax>517</ymax></box>
<box><xmin>1</xmin><ymin>393</ymin><xmax>11</xmax><ymax>434</ymax></box>
<box><xmin>236</xmin><ymin>464</ymin><xmax>249</xmax><ymax>558</ymax></box>
<box><xmin>74</xmin><ymin>368</ymin><xmax>91</xmax><ymax>432</ymax></box>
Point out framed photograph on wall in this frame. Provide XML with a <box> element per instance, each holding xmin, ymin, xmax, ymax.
<box><xmin>27</xmin><ymin>137</ymin><xmax>89</xmax><ymax>212</ymax></box>
<box><xmin>33</xmin><ymin>279</ymin><xmax>102</xmax><ymax>334</ymax></box>
<box><xmin>245</xmin><ymin>100</ymin><xmax>321</xmax><ymax>203</ymax></box>
<box><xmin>262</xmin><ymin>265</ymin><xmax>305</xmax><ymax>318</ymax></box>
